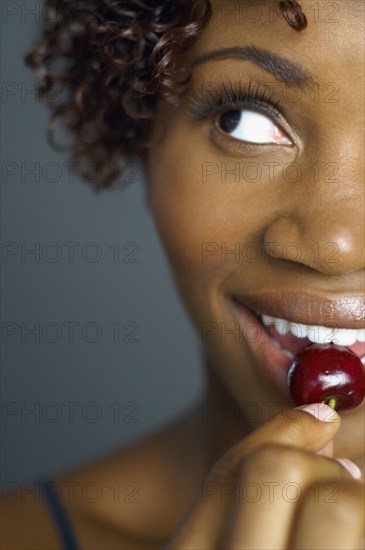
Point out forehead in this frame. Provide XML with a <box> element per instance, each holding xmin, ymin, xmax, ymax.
<box><xmin>182</xmin><ymin>0</ymin><xmax>364</xmax><ymax>81</ymax></box>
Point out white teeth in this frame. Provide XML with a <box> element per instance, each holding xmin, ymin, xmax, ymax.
<box><xmin>306</xmin><ymin>325</ymin><xmax>335</xmax><ymax>344</ymax></box>
<box><xmin>275</xmin><ymin>318</ymin><xmax>289</xmax><ymax>336</ymax></box>
<box><xmin>332</xmin><ymin>329</ymin><xmax>359</xmax><ymax>346</ymax></box>
<box><xmin>260</xmin><ymin>314</ymin><xmax>365</xmax><ymax>346</ymax></box>
<box><xmin>361</xmin><ymin>356</ymin><xmax>365</xmax><ymax>365</ymax></box>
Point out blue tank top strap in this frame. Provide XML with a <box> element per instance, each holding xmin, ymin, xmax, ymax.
<box><xmin>36</xmin><ymin>478</ymin><xmax>79</xmax><ymax>550</ymax></box>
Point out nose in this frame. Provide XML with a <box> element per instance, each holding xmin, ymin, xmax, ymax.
<box><xmin>263</xmin><ymin>192</ymin><xmax>365</xmax><ymax>275</ymax></box>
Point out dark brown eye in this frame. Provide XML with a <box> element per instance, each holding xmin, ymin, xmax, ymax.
<box><xmin>219</xmin><ymin>110</ymin><xmax>241</xmax><ymax>134</ymax></box>
<box><xmin>216</xmin><ymin>109</ymin><xmax>292</xmax><ymax>145</ymax></box>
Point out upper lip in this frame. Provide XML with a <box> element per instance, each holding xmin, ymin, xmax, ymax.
<box><xmin>234</xmin><ymin>291</ymin><xmax>365</xmax><ymax>329</ymax></box>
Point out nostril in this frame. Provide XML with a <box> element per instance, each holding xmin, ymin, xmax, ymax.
<box><xmin>263</xmin><ymin>206</ymin><xmax>365</xmax><ymax>275</ymax></box>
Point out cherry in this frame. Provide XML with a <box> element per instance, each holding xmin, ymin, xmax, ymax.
<box><xmin>287</xmin><ymin>343</ymin><xmax>365</xmax><ymax>411</ymax></box>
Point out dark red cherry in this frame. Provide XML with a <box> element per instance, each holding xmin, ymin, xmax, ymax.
<box><xmin>288</xmin><ymin>343</ymin><xmax>365</xmax><ymax>411</ymax></box>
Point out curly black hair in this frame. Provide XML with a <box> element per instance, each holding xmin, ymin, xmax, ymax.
<box><xmin>25</xmin><ymin>0</ymin><xmax>307</xmax><ymax>191</ymax></box>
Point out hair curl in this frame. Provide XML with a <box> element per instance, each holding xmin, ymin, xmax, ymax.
<box><xmin>25</xmin><ymin>0</ymin><xmax>307</xmax><ymax>191</ymax></box>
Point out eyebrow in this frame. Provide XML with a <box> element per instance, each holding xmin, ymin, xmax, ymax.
<box><xmin>190</xmin><ymin>45</ymin><xmax>314</xmax><ymax>89</ymax></box>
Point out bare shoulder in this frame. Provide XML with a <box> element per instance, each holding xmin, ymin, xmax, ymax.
<box><xmin>0</xmin><ymin>431</ymin><xmax>174</xmax><ymax>550</ymax></box>
<box><xmin>1</xmin><ymin>411</ymin><xmax>204</xmax><ymax>549</ymax></box>
<box><xmin>1</xmin><ymin>485</ymin><xmax>62</xmax><ymax>550</ymax></box>
<box><xmin>56</xmin><ymin>412</ymin><xmax>205</xmax><ymax>543</ymax></box>
<box><xmin>1</xmin><ymin>488</ymin><xmax>161</xmax><ymax>549</ymax></box>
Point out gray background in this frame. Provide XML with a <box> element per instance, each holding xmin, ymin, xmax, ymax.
<box><xmin>1</xmin><ymin>1</ymin><xmax>204</xmax><ymax>484</ymax></box>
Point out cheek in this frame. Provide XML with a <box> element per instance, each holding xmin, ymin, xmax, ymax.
<box><xmin>148</xmin><ymin>134</ymin><xmax>215</xmax><ymax>280</ymax></box>
<box><xmin>149</xmin><ymin>163</ymin><xmax>242</xmax><ymax>323</ymax></box>
<box><xmin>147</xmin><ymin>130</ymin><xmax>261</xmax><ymax>286</ymax></box>
<box><xmin>146</xmin><ymin>107</ymin><xmax>298</xmax><ymax>328</ymax></box>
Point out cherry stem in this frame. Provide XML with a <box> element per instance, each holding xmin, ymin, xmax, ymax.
<box><xmin>327</xmin><ymin>397</ymin><xmax>337</xmax><ymax>410</ymax></box>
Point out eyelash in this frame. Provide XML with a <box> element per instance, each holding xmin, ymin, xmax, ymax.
<box><xmin>187</xmin><ymin>80</ymin><xmax>285</xmax><ymax>125</ymax></box>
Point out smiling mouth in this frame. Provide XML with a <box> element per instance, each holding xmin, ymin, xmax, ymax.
<box><xmin>254</xmin><ymin>312</ymin><xmax>365</xmax><ymax>362</ymax></box>
<box><xmin>232</xmin><ymin>292</ymin><xmax>365</xmax><ymax>363</ymax></box>
<box><xmin>230</xmin><ymin>294</ymin><xmax>365</xmax><ymax>402</ymax></box>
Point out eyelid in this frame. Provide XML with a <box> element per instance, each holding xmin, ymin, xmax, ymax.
<box><xmin>186</xmin><ymin>79</ymin><xmax>297</xmax><ymax>148</ymax></box>
<box><xmin>214</xmin><ymin>107</ymin><xmax>294</xmax><ymax>147</ymax></box>
<box><xmin>187</xmin><ymin>79</ymin><xmax>286</xmax><ymax>121</ymax></box>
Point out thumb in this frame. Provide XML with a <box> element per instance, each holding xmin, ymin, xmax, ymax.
<box><xmin>216</xmin><ymin>402</ymin><xmax>340</xmax><ymax>475</ymax></box>
<box><xmin>297</xmin><ymin>403</ymin><xmax>338</xmax><ymax>458</ymax></box>
<box><xmin>166</xmin><ymin>403</ymin><xmax>341</xmax><ymax>550</ymax></box>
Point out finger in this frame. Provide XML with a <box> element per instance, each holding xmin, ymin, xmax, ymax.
<box><xmin>316</xmin><ymin>440</ymin><xmax>334</xmax><ymax>458</ymax></box>
<box><xmin>213</xmin><ymin>403</ymin><xmax>340</xmax><ymax>478</ymax></box>
<box><xmin>289</xmin><ymin>478</ymin><xmax>365</xmax><ymax>550</ymax></box>
<box><xmin>221</xmin><ymin>444</ymin><xmax>359</xmax><ymax>550</ymax></box>
<box><xmin>165</xmin><ymin>404</ymin><xmax>340</xmax><ymax>549</ymax></box>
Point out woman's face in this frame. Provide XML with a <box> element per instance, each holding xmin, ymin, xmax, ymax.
<box><xmin>145</xmin><ymin>0</ymin><xmax>364</xmax><ymax>436</ymax></box>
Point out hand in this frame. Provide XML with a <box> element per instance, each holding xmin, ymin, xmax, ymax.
<box><xmin>164</xmin><ymin>404</ymin><xmax>364</xmax><ymax>550</ymax></box>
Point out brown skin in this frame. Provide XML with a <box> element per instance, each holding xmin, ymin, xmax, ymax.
<box><xmin>2</xmin><ymin>0</ymin><xmax>364</xmax><ymax>548</ymax></box>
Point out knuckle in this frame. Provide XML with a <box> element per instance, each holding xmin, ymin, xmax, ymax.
<box><xmin>281</xmin><ymin>416</ymin><xmax>308</xmax><ymax>444</ymax></box>
<box><xmin>241</xmin><ymin>443</ymin><xmax>306</xmax><ymax>481</ymax></box>
<box><xmin>209</xmin><ymin>455</ymin><xmax>237</xmax><ymax>483</ymax></box>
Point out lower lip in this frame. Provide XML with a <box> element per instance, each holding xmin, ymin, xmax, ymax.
<box><xmin>230</xmin><ymin>298</ymin><xmax>365</xmax><ymax>408</ymax></box>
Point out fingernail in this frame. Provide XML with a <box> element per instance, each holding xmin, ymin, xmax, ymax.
<box><xmin>336</xmin><ymin>458</ymin><xmax>362</xmax><ymax>480</ymax></box>
<box><xmin>297</xmin><ymin>403</ymin><xmax>339</xmax><ymax>422</ymax></box>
